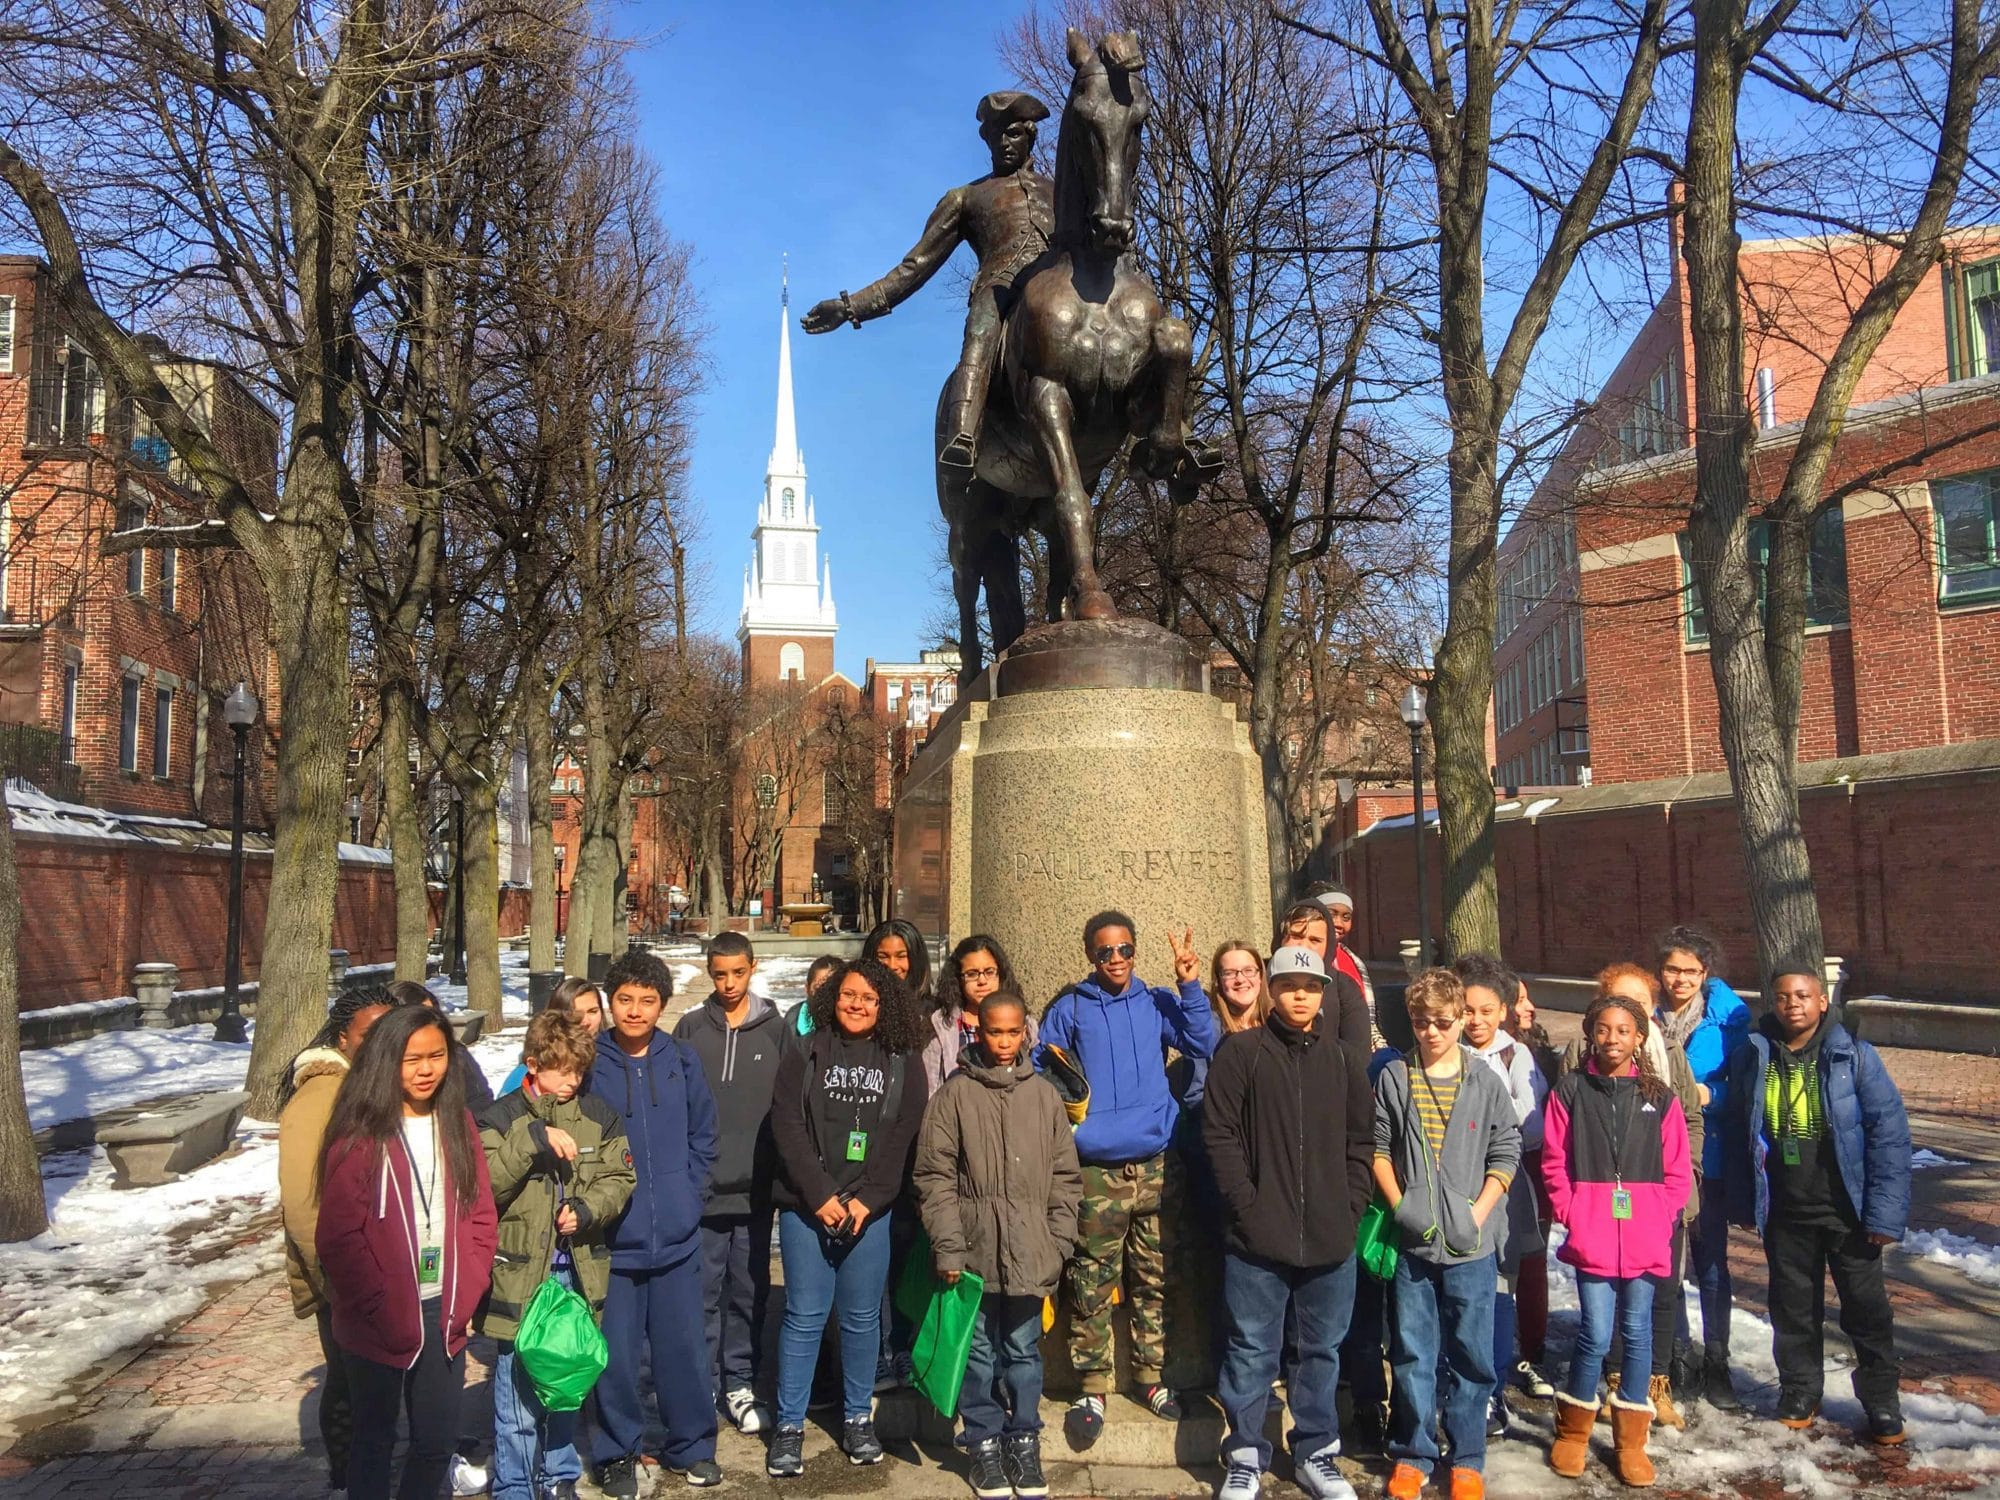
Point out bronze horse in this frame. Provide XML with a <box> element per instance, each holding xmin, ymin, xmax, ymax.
<box><xmin>940</xmin><ymin>29</ymin><xmax>1218</xmax><ymax>681</ymax></box>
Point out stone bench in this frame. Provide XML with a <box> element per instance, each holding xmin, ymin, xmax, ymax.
<box><xmin>445</xmin><ymin>1010</ymin><xmax>487</xmax><ymax>1046</ymax></box>
<box><xmin>99</xmin><ymin>1091</ymin><xmax>249</xmax><ymax>1189</ymax></box>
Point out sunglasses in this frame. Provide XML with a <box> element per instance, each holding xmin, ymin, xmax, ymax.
<box><xmin>1092</xmin><ymin>942</ymin><xmax>1137</xmax><ymax>963</ymax></box>
<box><xmin>1411</xmin><ymin>1015</ymin><xmax>1459</xmax><ymax>1032</ymax></box>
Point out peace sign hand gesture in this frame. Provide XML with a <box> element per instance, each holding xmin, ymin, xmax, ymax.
<box><xmin>1167</xmin><ymin>926</ymin><xmax>1200</xmax><ymax>985</ymax></box>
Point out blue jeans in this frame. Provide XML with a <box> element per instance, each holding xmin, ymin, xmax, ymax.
<box><xmin>1492</xmin><ymin>1283</ymin><xmax>1516</xmax><ymax>1388</ymax></box>
<box><xmin>1389</xmin><ymin>1255</ymin><xmax>1496</xmax><ymax>1476</ymax></box>
<box><xmin>1568</xmin><ymin>1273</ymin><xmax>1652</xmax><ymax>1404</ymax></box>
<box><xmin>1682</xmin><ymin>1177</ymin><xmax>1734</xmax><ymax>1355</ymax></box>
<box><xmin>776</xmin><ymin>1208</ymin><xmax>892</xmax><ymax>1428</ymax></box>
<box><xmin>1219</xmin><ymin>1252</ymin><xmax>1356</xmax><ymax>1469</ymax></box>
<box><xmin>958</xmin><ymin>1294</ymin><xmax>1045</xmax><ymax>1444</ymax></box>
<box><xmin>492</xmin><ymin>1338</ymin><xmax>581</xmax><ymax>1500</ymax></box>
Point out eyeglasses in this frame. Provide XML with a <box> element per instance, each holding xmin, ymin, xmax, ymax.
<box><xmin>1410</xmin><ymin>1015</ymin><xmax>1459</xmax><ymax>1032</ymax></box>
<box><xmin>1092</xmin><ymin>942</ymin><xmax>1137</xmax><ymax>963</ymax></box>
<box><xmin>1661</xmin><ymin>965</ymin><xmax>1705</xmax><ymax>979</ymax></box>
<box><xmin>959</xmin><ymin>966</ymin><xmax>999</xmax><ymax>983</ymax></box>
<box><xmin>1218</xmin><ymin>966</ymin><xmax>1260</xmax><ymax>982</ymax></box>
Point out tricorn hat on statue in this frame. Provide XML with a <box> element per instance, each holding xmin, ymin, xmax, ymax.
<box><xmin>977</xmin><ymin>90</ymin><xmax>1051</xmax><ymax>129</ymax></box>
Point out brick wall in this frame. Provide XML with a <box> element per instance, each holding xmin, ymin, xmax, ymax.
<box><xmin>1347</xmin><ymin>759</ymin><xmax>2000</xmax><ymax>1003</ymax></box>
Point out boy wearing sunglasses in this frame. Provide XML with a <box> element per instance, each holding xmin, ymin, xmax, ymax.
<box><xmin>1036</xmin><ymin>909</ymin><xmax>1216</xmax><ymax>1448</ymax></box>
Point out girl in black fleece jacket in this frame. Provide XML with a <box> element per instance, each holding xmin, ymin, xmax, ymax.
<box><xmin>765</xmin><ymin>959</ymin><xmax>928</xmax><ymax>1476</ymax></box>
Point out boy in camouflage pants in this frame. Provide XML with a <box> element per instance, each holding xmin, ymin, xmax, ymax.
<box><xmin>1036</xmin><ymin>911</ymin><xmax>1215</xmax><ymax>1448</ymax></box>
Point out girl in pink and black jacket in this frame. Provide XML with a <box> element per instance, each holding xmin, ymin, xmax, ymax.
<box><xmin>1541</xmin><ymin>983</ymin><xmax>1691</xmax><ymax>1487</ymax></box>
<box><xmin>317</xmin><ymin>1004</ymin><xmax>497</xmax><ymax>1500</ymax></box>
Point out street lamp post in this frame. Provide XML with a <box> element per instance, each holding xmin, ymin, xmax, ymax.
<box><xmin>214</xmin><ymin>682</ymin><xmax>257</xmax><ymax>1043</ymax></box>
<box><xmin>1399</xmin><ymin>684</ymin><xmax>1432</xmax><ymax>968</ymax></box>
<box><xmin>346</xmin><ymin>793</ymin><xmax>363</xmax><ymax>843</ymax></box>
<box><xmin>554</xmin><ymin>843</ymin><xmax>567</xmax><ymax>942</ymax></box>
<box><xmin>449</xmin><ymin>786</ymin><xmax>467</xmax><ymax>986</ymax></box>
<box><xmin>1334</xmin><ymin>776</ymin><xmax>1356</xmax><ymax>888</ymax></box>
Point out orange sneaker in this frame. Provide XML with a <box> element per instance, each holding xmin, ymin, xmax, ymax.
<box><xmin>1387</xmin><ymin>1463</ymin><xmax>1426</xmax><ymax>1500</ymax></box>
<box><xmin>1450</xmin><ymin>1471</ymin><xmax>1485</xmax><ymax>1500</ymax></box>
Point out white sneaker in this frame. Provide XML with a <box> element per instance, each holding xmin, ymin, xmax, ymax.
<box><xmin>448</xmin><ymin>1453</ymin><xmax>490</xmax><ymax>1495</ymax></box>
<box><xmin>1294</xmin><ymin>1442</ymin><xmax>1357</xmax><ymax>1500</ymax></box>
<box><xmin>725</xmin><ymin>1386</ymin><xmax>770</xmax><ymax>1434</ymax></box>
<box><xmin>1217</xmin><ymin>1459</ymin><xmax>1263</xmax><ymax>1500</ymax></box>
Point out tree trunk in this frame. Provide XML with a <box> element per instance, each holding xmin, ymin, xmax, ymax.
<box><xmin>0</xmin><ymin>779</ymin><xmax>49</xmax><ymax>1241</ymax></box>
<box><xmin>523</xmin><ymin>678</ymin><xmax>557</xmax><ymax>975</ymax></box>
<box><xmin>380</xmin><ymin>680</ymin><xmax>431</xmax><ymax>982</ymax></box>
<box><xmin>242</xmin><ymin>533</ymin><xmax>350</xmax><ymax>1119</ymax></box>
<box><xmin>563</xmin><ymin>833</ymin><xmax>599</xmax><ymax>978</ymax></box>
<box><xmin>592</xmin><ymin>829</ymin><xmax>620</xmax><ymax>959</ymax></box>
<box><xmin>610</xmin><ymin>785</ymin><xmax>635</xmax><ymax>955</ymax></box>
<box><xmin>458</xmin><ymin>776</ymin><xmax>503</xmax><ymax>1020</ymax></box>
<box><xmin>1681</xmin><ymin>0</ymin><xmax>1825</xmax><ymax>988</ymax></box>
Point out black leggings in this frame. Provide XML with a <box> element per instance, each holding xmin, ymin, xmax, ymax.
<box><xmin>314</xmin><ymin>1306</ymin><xmax>353</xmax><ymax>1487</ymax></box>
<box><xmin>343</xmin><ymin>1332</ymin><xmax>465</xmax><ymax>1500</ymax></box>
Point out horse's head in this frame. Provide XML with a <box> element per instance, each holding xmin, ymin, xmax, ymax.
<box><xmin>1054</xmin><ymin>28</ymin><xmax>1151</xmax><ymax>258</ymax></box>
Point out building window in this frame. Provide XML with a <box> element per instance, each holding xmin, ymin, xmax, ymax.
<box><xmin>779</xmin><ymin>641</ymin><xmax>805</xmax><ymax>681</ymax></box>
<box><xmin>822</xmin><ymin>769</ymin><xmax>840</xmax><ymax>825</ymax></box>
<box><xmin>31</xmin><ymin>339</ymin><xmax>105</xmax><ymax>447</ymax></box>
<box><xmin>1948</xmin><ymin>257</ymin><xmax>2000</xmax><ymax>380</ymax></box>
<box><xmin>1935</xmin><ymin>470</ymin><xmax>2000</xmax><ymax>602</ymax></box>
<box><xmin>1680</xmin><ymin>510</ymin><xmax>1849</xmax><ymax>642</ymax></box>
<box><xmin>60</xmin><ymin>661</ymin><xmax>79</xmax><ymax>763</ymax></box>
<box><xmin>1618</xmin><ymin>362</ymin><xmax>1680</xmax><ymax>460</ymax></box>
<box><xmin>1567</xmin><ymin>605</ymin><xmax>1585</xmax><ymax>686</ymax></box>
<box><xmin>119</xmin><ymin>675</ymin><xmax>141</xmax><ymax>772</ymax></box>
<box><xmin>153</xmin><ymin>686</ymin><xmax>172</xmax><ymax>778</ymax></box>
<box><xmin>159</xmin><ymin>547</ymin><xmax>177</xmax><ymax>611</ymax></box>
<box><xmin>781</xmin><ymin>486</ymin><xmax>796</xmax><ymax>519</ymax></box>
<box><xmin>0</xmin><ymin>294</ymin><xmax>13</xmax><ymax>374</ymax></box>
<box><xmin>117</xmin><ymin>502</ymin><xmax>146</xmax><ymax>595</ymax></box>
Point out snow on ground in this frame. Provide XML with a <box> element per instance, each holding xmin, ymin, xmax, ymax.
<box><xmin>1913</xmin><ymin>1148</ymin><xmax>1972</xmax><ymax>1170</ymax></box>
<box><xmin>421</xmin><ymin>948</ymin><xmax>535</xmax><ymax>1020</ymax></box>
<box><xmin>0</xmin><ymin>1124</ymin><xmax>283</xmax><ymax>1422</ymax></box>
<box><xmin>1901</xmin><ymin>1228</ymin><xmax>2000</xmax><ymax>1289</ymax></box>
<box><xmin>23</xmin><ymin>1026</ymin><xmax>253</xmax><ymax>1134</ymax></box>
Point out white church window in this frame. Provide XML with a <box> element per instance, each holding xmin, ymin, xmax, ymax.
<box><xmin>794</xmin><ymin>542</ymin><xmax>809</xmax><ymax>581</ymax></box>
<box><xmin>780</xmin><ymin>642</ymin><xmax>805</xmax><ymax>681</ymax></box>
<box><xmin>782</xmin><ymin>487</ymin><xmax>796</xmax><ymax>519</ymax></box>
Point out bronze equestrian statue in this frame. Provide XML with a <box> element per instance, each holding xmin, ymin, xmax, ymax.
<box><xmin>804</xmin><ymin>30</ymin><xmax>1219</xmax><ymax>681</ymax></box>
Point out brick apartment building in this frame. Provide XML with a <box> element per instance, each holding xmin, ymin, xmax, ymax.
<box><xmin>0</xmin><ymin>254</ymin><xmax>279</xmax><ymax>825</ymax></box>
<box><xmin>1493</xmin><ymin>222</ymin><xmax>2000</xmax><ymax>786</ymax></box>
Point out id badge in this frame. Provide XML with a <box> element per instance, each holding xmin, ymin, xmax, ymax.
<box><xmin>1781</xmin><ymin>1137</ymin><xmax>1802</xmax><ymax>1166</ymax></box>
<box><xmin>1611</xmin><ymin>1189</ymin><xmax>1633</xmax><ymax>1221</ymax></box>
<box><xmin>845</xmin><ymin>1129</ymin><xmax>869</xmax><ymax>1163</ymax></box>
<box><xmin>418</xmin><ymin>1246</ymin><xmax>442</xmax><ymax>1285</ymax></box>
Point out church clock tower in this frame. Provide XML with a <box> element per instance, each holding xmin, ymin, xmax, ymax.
<box><xmin>739</xmin><ymin>270</ymin><xmax>837</xmax><ymax>687</ymax></box>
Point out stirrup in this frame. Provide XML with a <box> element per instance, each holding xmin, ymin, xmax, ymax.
<box><xmin>938</xmin><ymin>430</ymin><xmax>976</xmax><ymax>470</ymax></box>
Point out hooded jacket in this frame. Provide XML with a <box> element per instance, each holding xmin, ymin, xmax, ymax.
<box><xmin>912</xmin><ymin>1047</ymin><xmax>1083</xmax><ymax>1295</ymax></box>
<box><xmin>1668</xmin><ymin>976</ymin><xmax>1752</xmax><ymax>1178</ymax></box>
<box><xmin>590</xmin><ymin>1028</ymin><xmax>718</xmax><ymax>1271</ymax></box>
<box><xmin>672</xmin><ymin>996</ymin><xmax>788</xmax><ymax>1217</ymax></box>
<box><xmin>921</xmin><ymin>1004</ymin><xmax>1038</xmax><ymax>1098</ymax></box>
<box><xmin>1373</xmin><ymin>1045</ymin><xmax>1521</xmax><ymax>1266</ymax></box>
<box><xmin>278</xmin><ymin>1046</ymin><xmax>348</xmax><ymax>1316</ymax></box>
<box><xmin>1203</xmin><ymin>1009</ymin><xmax>1374</xmax><ymax>1268</ymax></box>
<box><xmin>1035</xmin><ymin>972</ymin><xmax>1217</xmax><ymax>1166</ymax></box>
<box><xmin>1558</xmin><ymin>1027</ymin><xmax>1704</xmax><ymax>1216</ymax></box>
<box><xmin>1542</xmin><ymin>1059</ymin><xmax>1692</xmax><ymax>1280</ymax></box>
<box><xmin>770</xmin><ymin>1028</ymin><xmax>925</xmax><ymax>1218</ymax></box>
<box><xmin>1724</xmin><ymin>1016</ymin><xmax>1911</xmax><ymax>1240</ymax></box>
<box><xmin>315</xmin><ymin>1111</ymin><xmax>498</xmax><ymax>1368</ymax></box>
<box><xmin>1473</xmin><ymin>1030</ymin><xmax>1549</xmax><ymax>1269</ymax></box>
<box><xmin>475</xmin><ymin>1083</ymin><xmax>636</xmax><ymax>1341</ymax></box>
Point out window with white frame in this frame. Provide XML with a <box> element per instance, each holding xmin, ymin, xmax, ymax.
<box><xmin>160</xmin><ymin>547</ymin><xmax>177</xmax><ymax>611</ymax></box>
<box><xmin>60</xmin><ymin>660</ymin><xmax>79</xmax><ymax>763</ymax></box>
<box><xmin>119</xmin><ymin>674</ymin><xmax>141</xmax><ymax>771</ymax></box>
<box><xmin>0</xmin><ymin>294</ymin><xmax>13</xmax><ymax>374</ymax></box>
<box><xmin>153</xmin><ymin>686</ymin><xmax>172</xmax><ymax>778</ymax></box>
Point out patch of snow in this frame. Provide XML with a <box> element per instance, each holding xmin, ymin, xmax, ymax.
<box><xmin>22</xmin><ymin>1025</ymin><xmax>252</xmax><ymax>1133</ymax></box>
<box><xmin>21</xmin><ymin>996</ymin><xmax>139</xmax><ymax>1024</ymax></box>
<box><xmin>1911</xmin><ymin>1148</ymin><xmax>1970</xmax><ymax>1170</ymax></box>
<box><xmin>1900</xmin><ymin>1228</ymin><xmax>2000</xmax><ymax>1289</ymax></box>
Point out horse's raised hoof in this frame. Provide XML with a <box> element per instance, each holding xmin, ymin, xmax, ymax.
<box><xmin>1074</xmin><ymin>588</ymin><xmax>1116</xmax><ymax>621</ymax></box>
<box><xmin>1131</xmin><ymin>436</ymin><xmax>1176</xmax><ymax>481</ymax></box>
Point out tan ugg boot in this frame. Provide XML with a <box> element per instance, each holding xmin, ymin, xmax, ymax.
<box><xmin>1610</xmin><ymin>1396</ymin><xmax>1657</xmax><ymax>1487</ymax></box>
<box><xmin>1550</xmin><ymin>1391</ymin><xmax>1598</xmax><ymax>1478</ymax></box>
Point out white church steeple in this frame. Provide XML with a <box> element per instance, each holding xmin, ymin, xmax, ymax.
<box><xmin>740</xmin><ymin>265</ymin><xmax>837</xmax><ymax>678</ymax></box>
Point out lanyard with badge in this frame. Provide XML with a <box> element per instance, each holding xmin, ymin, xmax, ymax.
<box><xmin>1775</xmin><ymin>1054</ymin><xmax>1807</xmax><ymax>1166</ymax></box>
<box><xmin>1604</xmin><ymin>1080</ymin><xmax>1638</xmax><ymax>1221</ymax></box>
<box><xmin>406</xmin><ymin>1125</ymin><xmax>443</xmax><ymax>1286</ymax></box>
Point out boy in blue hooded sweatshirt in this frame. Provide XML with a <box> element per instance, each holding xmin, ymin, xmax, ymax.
<box><xmin>1036</xmin><ymin>910</ymin><xmax>1216</xmax><ymax>1448</ymax></box>
<box><xmin>589</xmin><ymin>950</ymin><xmax>722</xmax><ymax>1494</ymax></box>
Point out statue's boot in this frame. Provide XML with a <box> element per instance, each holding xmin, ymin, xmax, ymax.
<box><xmin>939</xmin><ymin>362</ymin><xmax>985</xmax><ymax>471</ymax></box>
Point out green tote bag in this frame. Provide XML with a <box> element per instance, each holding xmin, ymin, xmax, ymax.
<box><xmin>1355</xmin><ymin>1197</ymin><xmax>1400</xmax><ymax>1282</ymax></box>
<box><xmin>895</xmin><ymin>1227</ymin><xmax>987</xmax><ymax>1418</ymax></box>
<box><xmin>514</xmin><ymin>1274</ymin><xmax>609</xmax><ymax>1412</ymax></box>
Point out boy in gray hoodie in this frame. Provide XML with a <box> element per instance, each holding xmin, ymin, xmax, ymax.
<box><xmin>673</xmin><ymin>932</ymin><xmax>789</xmax><ymax>1437</ymax></box>
<box><xmin>1372</xmin><ymin>968</ymin><xmax>1520</xmax><ymax>1500</ymax></box>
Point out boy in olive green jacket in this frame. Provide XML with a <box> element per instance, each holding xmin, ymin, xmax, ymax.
<box><xmin>479</xmin><ymin>1010</ymin><xmax>636</xmax><ymax>1500</ymax></box>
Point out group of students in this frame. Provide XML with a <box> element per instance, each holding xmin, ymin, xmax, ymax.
<box><xmin>273</xmin><ymin>893</ymin><xmax>1915</xmax><ymax>1500</ymax></box>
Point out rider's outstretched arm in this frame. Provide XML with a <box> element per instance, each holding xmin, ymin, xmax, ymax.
<box><xmin>846</xmin><ymin>189</ymin><xmax>966</xmax><ymax>321</ymax></box>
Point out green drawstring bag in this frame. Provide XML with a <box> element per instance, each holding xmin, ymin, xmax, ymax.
<box><xmin>1356</xmin><ymin>1198</ymin><xmax>1400</xmax><ymax>1282</ymax></box>
<box><xmin>894</xmin><ymin>1226</ymin><xmax>986</xmax><ymax>1418</ymax></box>
<box><xmin>514</xmin><ymin>1274</ymin><xmax>608</xmax><ymax>1412</ymax></box>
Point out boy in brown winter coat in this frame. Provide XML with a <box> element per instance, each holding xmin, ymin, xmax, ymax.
<box><xmin>913</xmin><ymin>991</ymin><xmax>1083</xmax><ymax>1500</ymax></box>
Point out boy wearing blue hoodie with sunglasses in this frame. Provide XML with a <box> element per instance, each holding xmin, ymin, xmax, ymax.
<box><xmin>1035</xmin><ymin>909</ymin><xmax>1216</xmax><ymax>1448</ymax></box>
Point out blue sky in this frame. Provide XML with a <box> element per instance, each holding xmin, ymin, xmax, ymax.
<box><xmin>630</xmin><ymin>4</ymin><xmax>1032</xmax><ymax>678</ymax></box>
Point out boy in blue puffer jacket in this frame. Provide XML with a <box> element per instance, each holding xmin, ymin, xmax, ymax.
<box><xmin>1036</xmin><ymin>910</ymin><xmax>1216</xmax><ymax>1448</ymax></box>
<box><xmin>589</xmin><ymin>950</ymin><xmax>722</xmax><ymax>1494</ymax></box>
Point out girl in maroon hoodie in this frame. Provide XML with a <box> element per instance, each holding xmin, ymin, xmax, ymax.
<box><xmin>317</xmin><ymin>1004</ymin><xmax>497</xmax><ymax>1500</ymax></box>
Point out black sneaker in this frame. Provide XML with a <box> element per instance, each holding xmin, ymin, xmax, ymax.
<box><xmin>1346</xmin><ymin>1398</ymin><xmax>1389</xmax><ymax>1454</ymax></box>
<box><xmin>1511</xmin><ymin>1359</ymin><xmax>1555</xmax><ymax>1400</ymax></box>
<box><xmin>1702</xmin><ymin>1348</ymin><xmax>1744</xmax><ymax>1412</ymax></box>
<box><xmin>967</xmin><ymin>1436</ymin><xmax>1010</xmax><ymax>1498</ymax></box>
<box><xmin>539</xmin><ymin>1484</ymin><xmax>577</xmax><ymax>1500</ymax></box>
<box><xmin>766</xmin><ymin>1426</ymin><xmax>806</xmax><ymax>1479</ymax></box>
<box><xmin>669</xmin><ymin>1458</ymin><xmax>722</xmax><ymax>1487</ymax></box>
<box><xmin>1865</xmin><ymin>1407</ymin><xmax>1907</xmax><ymax>1447</ymax></box>
<box><xmin>1003</xmin><ymin>1432</ymin><xmax>1050</xmax><ymax>1498</ymax></box>
<box><xmin>1065</xmin><ymin>1395</ymin><xmax>1105</xmax><ymax>1450</ymax></box>
<box><xmin>1486</xmin><ymin>1391</ymin><xmax>1511</xmax><ymax>1439</ymax></box>
<box><xmin>844</xmin><ymin>1416</ymin><xmax>885</xmax><ymax>1466</ymax></box>
<box><xmin>596</xmin><ymin>1455</ymin><xmax>638</xmax><ymax>1499</ymax></box>
<box><xmin>1776</xmin><ymin>1389</ymin><xmax>1821</xmax><ymax>1430</ymax></box>
<box><xmin>1141</xmin><ymin>1382</ymin><xmax>1181</xmax><ymax>1420</ymax></box>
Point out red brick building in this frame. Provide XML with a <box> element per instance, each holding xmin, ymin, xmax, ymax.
<box><xmin>1494</xmin><ymin>223</ymin><xmax>2000</xmax><ymax>786</ymax></box>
